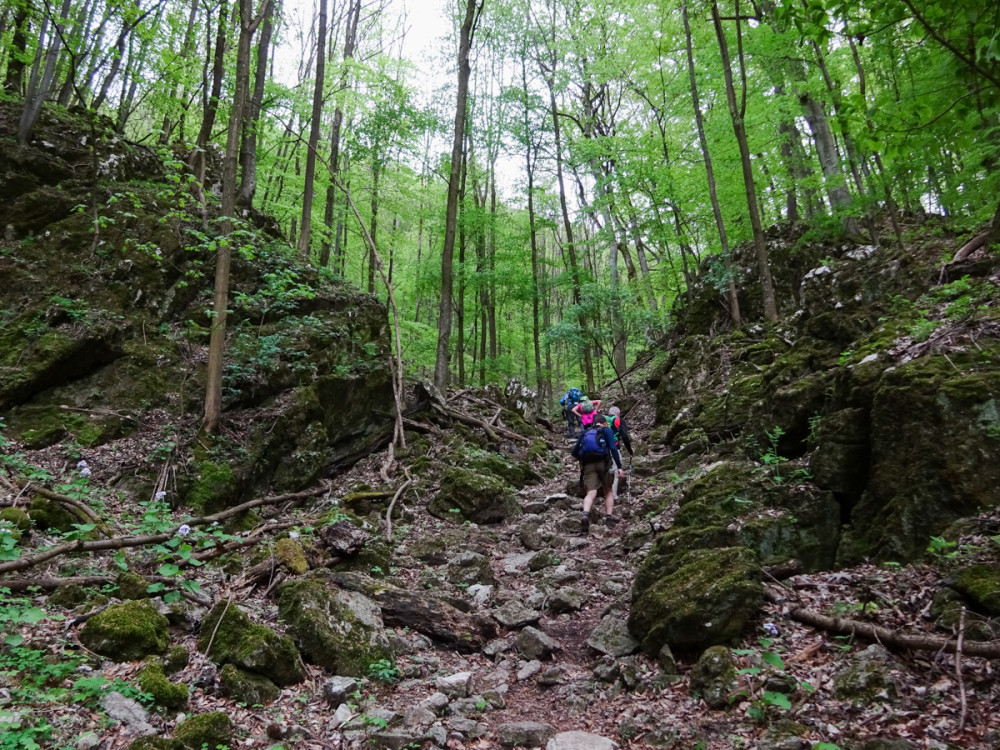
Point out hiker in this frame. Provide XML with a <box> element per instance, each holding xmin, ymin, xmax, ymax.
<box><xmin>571</xmin><ymin>418</ymin><xmax>624</xmax><ymax>533</ymax></box>
<box><xmin>605</xmin><ymin>405</ymin><xmax>634</xmax><ymax>499</ymax></box>
<box><xmin>571</xmin><ymin>398</ymin><xmax>603</xmax><ymax>430</ymax></box>
<box><xmin>559</xmin><ymin>387</ymin><xmax>584</xmax><ymax>437</ymax></box>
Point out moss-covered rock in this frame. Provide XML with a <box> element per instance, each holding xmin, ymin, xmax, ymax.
<box><xmin>629</xmin><ymin>547</ymin><xmax>763</xmax><ymax>654</ymax></box>
<box><xmin>116</xmin><ymin>570</ymin><xmax>152</xmax><ymax>600</ymax></box>
<box><xmin>79</xmin><ymin>599</ymin><xmax>169</xmax><ymax>661</ymax></box>
<box><xmin>197</xmin><ymin>602</ymin><xmax>304</xmax><ymax>686</ymax></box>
<box><xmin>832</xmin><ymin>644</ymin><xmax>898</xmax><ymax>704</ymax></box>
<box><xmin>0</xmin><ymin>506</ymin><xmax>31</xmax><ymax>532</ymax></box>
<box><xmin>185</xmin><ymin>461</ymin><xmax>237</xmax><ymax>513</ymax></box>
<box><xmin>275</xmin><ymin>537</ymin><xmax>309</xmax><ymax>575</ymax></box>
<box><xmin>950</xmin><ymin>565</ymin><xmax>1000</xmax><ymax>616</ymax></box>
<box><xmin>27</xmin><ymin>496</ymin><xmax>77</xmax><ymax>532</ymax></box>
<box><xmin>47</xmin><ymin>584</ymin><xmax>88</xmax><ymax>609</ymax></box>
<box><xmin>137</xmin><ymin>662</ymin><xmax>188</xmax><ymax>709</ymax></box>
<box><xmin>160</xmin><ymin>646</ymin><xmax>190</xmax><ymax>676</ymax></box>
<box><xmin>172</xmin><ymin>712</ymin><xmax>233</xmax><ymax>750</ymax></box>
<box><xmin>427</xmin><ymin>467</ymin><xmax>518</xmax><ymax>524</ymax></box>
<box><xmin>219</xmin><ymin>663</ymin><xmax>281</xmax><ymax>706</ymax></box>
<box><xmin>688</xmin><ymin>645</ymin><xmax>739</xmax><ymax>710</ymax></box>
<box><xmin>127</xmin><ymin>738</ymin><xmax>181</xmax><ymax>750</ymax></box>
<box><xmin>277</xmin><ymin>576</ymin><xmax>394</xmax><ymax>677</ymax></box>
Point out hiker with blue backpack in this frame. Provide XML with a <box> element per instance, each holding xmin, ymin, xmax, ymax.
<box><xmin>571</xmin><ymin>415</ymin><xmax>624</xmax><ymax>534</ymax></box>
<box><xmin>559</xmin><ymin>387</ymin><xmax>585</xmax><ymax>437</ymax></box>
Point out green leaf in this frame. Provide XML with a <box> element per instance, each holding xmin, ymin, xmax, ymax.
<box><xmin>158</xmin><ymin>563</ymin><xmax>180</xmax><ymax>577</ymax></box>
<box><xmin>761</xmin><ymin>651</ymin><xmax>785</xmax><ymax>670</ymax></box>
<box><xmin>762</xmin><ymin>691</ymin><xmax>792</xmax><ymax>709</ymax></box>
<box><xmin>19</xmin><ymin>607</ymin><xmax>46</xmax><ymax>624</ymax></box>
<box><xmin>5</xmin><ymin>633</ymin><xmax>24</xmax><ymax>647</ymax></box>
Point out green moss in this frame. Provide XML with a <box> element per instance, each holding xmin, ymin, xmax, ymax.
<box><xmin>138</xmin><ymin>662</ymin><xmax>188</xmax><ymax>709</ymax></box>
<box><xmin>219</xmin><ymin>663</ymin><xmax>280</xmax><ymax>706</ymax></box>
<box><xmin>426</xmin><ymin>467</ymin><xmax>518</xmax><ymax>524</ymax></box>
<box><xmin>127</xmin><ymin>738</ymin><xmax>181</xmax><ymax>750</ymax></box>
<box><xmin>172</xmin><ymin>712</ymin><xmax>233</xmax><ymax>750</ymax></box>
<box><xmin>161</xmin><ymin>646</ymin><xmax>190</xmax><ymax>676</ymax></box>
<box><xmin>274</xmin><ymin>537</ymin><xmax>309</xmax><ymax>575</ymax></box>
<box><xmin>0</xmin><ymin>507</ymin><xmax>31</xmax><ymax>531</ymax></box>
<box><xmin>116</xmin><ymin>570</ymin><xmax>152</xmax><ymax>600</ymax></box>
<box><xmin>952</xmin><ymin>565</ymin><xmax>1000</xmax><ymax>616</ymax></box>
<box><xmin>186</xmin><ymin>461</ymin><xmax>237</xmax><ymax>514</ymax></box>
<box><xmin>688</xmin><ymin>645</ymin><xmax>738</xmax><ymax>710</ymax></box>
<box><xmin>79</xmin><ymin>599</ymin><xmax>169</xmax><ymax>661</ymax></box>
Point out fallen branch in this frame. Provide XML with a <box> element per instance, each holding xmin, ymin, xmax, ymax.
<box><xmin>401</xmin><ymin>417</ymin><xmax>443</xmax><ymax>435</ymax></box>
<box><xmin>384</xmin><ymin>477</ymin><xmax>414</xmax><ymax>543</ymax></box>
<box><xmin>765</xmin><ymin>588</ymin><xmax>1000</xmax><ymax>658</ymax></box>
<box><xmin>0</xmin><ymin>488</ymin><xmax>324</xmax><ymax>576</ymax></box>
<box><xmin>0</xmin><ymin>475</ymin><xmax>110</xmax><ymax>536</ymax></box>
<box><xmin>446</xmin><ymin>407</ymin><xmax>530</xmax><ymax>444</ymax></box>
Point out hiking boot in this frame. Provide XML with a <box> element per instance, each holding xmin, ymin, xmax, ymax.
<box><xmin>581</xmin><ymin>513</ymin><xmax>590</xmax><ymax>534</ymax></box>
<box><xmin>604</xmin><ymin>515</ymin><xmax>618</xmax><ymax>529</ymax></box>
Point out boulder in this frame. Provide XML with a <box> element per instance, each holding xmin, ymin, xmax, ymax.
<box><xmin>136</xmin><ymin>662</ymin><xmax>188</xmax><ymax>709</ymax></box>
<box><xmin>630</xmin><ymin>547</ymin><xmax>763</xmax><ymax>653</ymax></box>
<box><xmin>446</xmin><ymin>551</ymin><xmax>496</xmax><ymax>586</ymax></box>
<box><xmin>80</xmin><ymin>600</ymin><xmax>169</xmax><ymax>662</ymax></box>
<box><xmin>689</xmin><ymin>645</ymin><xmax>739</xmax><ymax>710</ymax></box>
<box><xmin>515</xmin><ymin>626</ymin><xmax>559</xmax><ymax>661</ymax></box>
<box><xmin>173</xmin><ymin>712</ymin><xmax>233</xmax><ymax>750</ymax></box>
<box><xmin>277</xmin><ymin>577</ymin><xmax>393</xmax><ymax>677</ymax></box>
<box><xmin>427</xmin><ymin>467</ymin><xmax>518</xmax><ymax>524</ymax></box>
<box><xmin>219</xmin><ymin>664</ymin><xmax>280</xmax><ymax>705</ymax></box>
<box><xmin>197</xmin><ymin>602</ymin><xmax>304</xmax><ymax>686</ymax></box>
<box><xmin>547</xmin><ymin>731</ymin><xmax>619</xmax><ymax>750</ymax></box>
<box><xmin>319</xmin><ymin>520</ymin><xmax>372</xmax><ymax>557</ymax></box>
<box><xmin>586</xmin><ymin>616</ymin><xmax>639</xmax><ymax>657</ymax></box>
<box><xmin>498</xmin><ymin>722</ymin><xmax>557</xmax><ymax>747</ymax></box>
<box><xmin>832</xmin><ymin>644</ymin><xmax>899</xmax><ymax>703</ymax></box>
<box><xmin>493</xmin><ymin>600</ymin><xmax>541</xmax><ymax>629</ymax></box>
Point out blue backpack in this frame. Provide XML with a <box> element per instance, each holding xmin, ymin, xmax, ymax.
<box><xmin>575</xmin><ymin>428</ymin><xmax>609</xmax><ymax>460</ymax></box>
<box><xmin>560</xmin><ymin>387</ymin><xmax>583</xmax><ymax>406</ymax></box>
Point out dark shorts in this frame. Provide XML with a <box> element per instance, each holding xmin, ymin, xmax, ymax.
<box><xmin>582</xmin><ymin>458</ymin><xmax>613</xmax><ymax>492</ymax></box>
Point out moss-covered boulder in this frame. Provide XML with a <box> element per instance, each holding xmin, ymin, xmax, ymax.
<box><xmin>185</xmin><ymin>461</ymin><xmax>237</xmax><ymax>513</ymax></box>
<box><xmin>950</xmin><ymin>565</ymin><xmax>1000</xmax><ymax>616</ymax></box>
<box><xmin>79</xmin><ymin>599</ymin><xmax>169</xmax><ymax>661</ymax></box>
<box><xmin>127</xmin><ymin>738</ymin><xmax>181</xmax><ymax>750</ymax></box>
<box><xmin>277</xmin><ymin>577</ymin><xmax>394</xmax><ymax>677</ymax></box>
<box><xmin>197</xmin><ymin>602</ymin><xmax>304</xmax><ymax>686</ymax></box>
<box><xmin>629</xmin><ymin>547</ymin><xmax>763</xmax><ymax>654</ymax></box>
<box><xmin>840</xmin><ymin>358</ymin><xmax>1000</xmax><ymax>563</ymax></box>
<box><xmin>688</xmin><ymin>645</ymin><xmax>739</xmax><ymax>710</ymax></box>
<box><xmin>137</xmin><ymin>662</ymin><xmax>188</xmax><ymax>709</ymax></box>
<box><xmin>832</xmin><ymin>644</ymin><xmax>898</xmax><ymax>704</ymax></box>
<box><xmin>47</xmin><ymin>584</ymin><xmax>88</xmax><ymax>609</ymax></box>
<box><xmin>27</xmin><ymin>496</ymin><xmax>77</xmax><ymax>532</ymax></box>
<box><xmin>172</xmin><ymin>712</ymin><xmax>233</xmax><ymax>750</ymax></box>
<box><xmin>160</xmin><ymin>646</ymin><xmax>190</xmax><ymax>676</ymax></box>
<box><xmin>275</xmin><ymin>537</ymin><xmax>309</xmax><ymax>575</ymax></box>
<box><xmin>116</xmin><ymin>570</ymin><xmax>152</xmax><ymax>600</ymax></box>
<box><xmin>427</xmin><ymin>467</ymin><xmax>518</xmax><ymax>524</ymax></box>
<box><xmin>219</xmin><ymin>663</ymin><xmax>281</xmax><ymax>706</ymax></box>
<box><xmin>0</xmin><ymin>506</ymin><xmax>31</xmax><ymax>534</ymax></box>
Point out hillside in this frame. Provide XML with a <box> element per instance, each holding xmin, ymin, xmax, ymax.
<box><xmin>2</xmin><ymin>104</ymin><xmax>1000</xmax><ymax>750</ymax></box>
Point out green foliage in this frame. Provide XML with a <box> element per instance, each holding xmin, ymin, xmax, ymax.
<box><xmin>733</xmin><ymin>638</ymin><xmax>813</xmax><ymax>724</ymax></box>
<box><xmin>366</xmin><ymin>658</ymin><xmax>400</xmax><ymax>684</ymax></box>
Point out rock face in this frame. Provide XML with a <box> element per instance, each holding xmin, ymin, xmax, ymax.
<box><xmin>80</xmin><ymin>600</ymin><xmax>169</xmax><ymax>661</ymax></box>
<box><xmin>277</xmin><ymin>577</ymin><xmax>394</xmax><ymax>677</ymax></box>
<box><xmin>0</xmin><ymin>103</ymin><xmax>394</xmax><ymax>499</ymax></box>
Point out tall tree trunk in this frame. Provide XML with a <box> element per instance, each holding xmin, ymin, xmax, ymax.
<box><xmin>189</xmin><ymin>0</ymin><xmax>230</xmax><ymax>195</ymax></box>
<box><xmin>204</xmin><ymin>0</ymin><xmax>271</xmax><ymax>434</ymax></box>
<box><xmin>683</xmin><ymin>0</ymin><xmax>741</xmax><ymax>325</ymax></box>
<box><xmin>4</xmin><ymin>3</ymin><xmax>31</xmax><ymax>95</ymax></box>
<box><xmin>297</xmin><ymin>0</ymin><xmax>327</xmax><ymax>260</ymax></box>
<box><xmin>433</xmin><ymin>0</ymin><xmax>481</xmax><ymax>391</ymax></box>
<box><xmin>236</xmin><ymin>0</ymin><xmax>275</xmax><ymax>208</ymax></box>
<box><xmin>712</xmin><ymin>0</ymin><xmax>778</xmax><ymax>321</ymax></box>
<box><xmin>18</xmin><ymin>0</ymin><xmax>73</xmax><ymax>143</ymax></box>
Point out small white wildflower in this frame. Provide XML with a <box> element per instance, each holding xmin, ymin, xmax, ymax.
<box><xmin>76</xmin><ymin>460</ymin><xmax>88</xmax><ymax>469</ymax></box>
<box><xmin>289</xmin><ymin>531</ymin><xmax>300</xmax><ymax>540</ymax></box>
<box><xmin>211</xmin><ymin>521</ymin><xmax>219</xmax><ymax>527</ymax></box>
<box><xmin>79</xmin><ymin>466</ymin><xmax>92</xmax><ymax>477</ymax></box>
<box><xmin>177</xmin><ymin>524</ymin><xmax>191</xmax><ymax>537</ymax></box>
<box><xmin>154</xmin><ymin>491</ymin><xmax>167</xmax><ymax>501</ymax></box>
<box><xmin>763</xmin><ymin>622</ymin><xmax>780</xmax><ymax>637</ymax></box>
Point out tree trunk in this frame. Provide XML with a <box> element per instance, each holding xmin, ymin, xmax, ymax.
<box><xmin>683</xmin><ymin>0</ymin><xmax>741</xmax><ymax>325</ymax></box>
<box><xmin>297</xmin><ymin>0</ymin><xmax>327</xmax><ymax>261</ymax></box>
<box><xmin>236</xmin><ymin>0</ymin><xmax>276</xmax><ymax>209</ymax></box>
<box><xmin>712</xmin><ymin>0</ymin><xmax>778</xmax><ymax>322</ymax></box>
<box><xmin>18</xmin><ymin>0</ymin><xmax>73</xmax><ymax>143</ymax></box>
<box><xmin>4</xmin><ymin>3</ymin><xmax>31</xmax><ymax>95</ymax></box>
<box><xmin>433</xmin><ymin>0</ymin><xmax>481</xmax><ymax>391</ymax></box>
<box><xmin>189</xmin><ymin>0</ymin><xmax>231</xmax><ymax>192</ymax></box>
<box><xmin>204</xmin><ymin>0</ymin><xmax>271</xmax><ymax>434</ymax></box>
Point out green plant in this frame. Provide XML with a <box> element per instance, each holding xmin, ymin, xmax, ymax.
<box><xmin>755</xmin><ymin>426</ymin><xmax>786</xmax><ymax>483</ymax></box>
<box><xmin>366</xmin><ymin>658</ymin><xmax>400</xmax><ymax>684</ymax></box>
<box><xmin>733</xmin><ymin>638</ymin><xmax>814</xmax><ymax>724</ymax></box>
<box><xmin>927</xmin><ymin>535</ymin><xmax>958</xmax><ymax>559</ymax></box>
<box><xmin>837</xmin><ymin>349</ymin><xmax>853</xmax><ymax>366</ymax></box>
<box><xmin>0</xmin><ymin>590</ymin><xmax>46</xmax><ymax>647</ymax></box>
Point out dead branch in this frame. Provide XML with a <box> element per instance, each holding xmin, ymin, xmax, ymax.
<box><xmin>0</xmin><ymin>488</ymin><xmax>324</xmax><ymax>576</ymax></box>
<box><xmin>402</xmin><ymin>417</ymin><xmax>443</xmax><ymax>435</ymax></box>
<box><xmin>446</xmin><ymin>407</ymin><xmax>530</xmax><ymax>444</ymax></box>
<box><xmin>489</xmin><ymin>407</ymin><xmax>502</xmax><ymax>426</ymax></box>
<box><xmin>384</xmin><ymin>477</ymin><xmax>414</xmax><ymax>543</ymax></box>
<box><xmin>765</xmin><ymin>588</ymin><xmax>1000</xmax><ymax>658</ymax></box>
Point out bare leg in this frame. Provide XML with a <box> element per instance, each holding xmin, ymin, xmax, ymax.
<box><xmin>582</xmin><ymin>488</ymin><xmax>598</xmax><ymax>514</ymax></box>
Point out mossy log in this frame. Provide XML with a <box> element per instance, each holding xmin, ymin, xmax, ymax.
<box><xmin>329</xmin><ymin>572</ymin><xmax>497</xmax><ymax>651</ymax></box>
